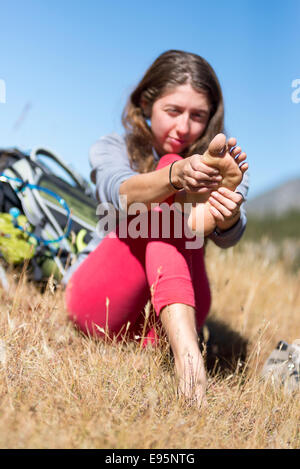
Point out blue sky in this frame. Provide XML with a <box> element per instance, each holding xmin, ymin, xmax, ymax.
<box><xmin>0</xmin><ymin>0</ymin><xmax>299</xmax><ymax>199</ymax></box>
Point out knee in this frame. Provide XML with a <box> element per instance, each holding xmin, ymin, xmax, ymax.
<box><xmin>151</xmin><ymin>275</ymin><xmax>196</xmax><ymax>317</ymax></box>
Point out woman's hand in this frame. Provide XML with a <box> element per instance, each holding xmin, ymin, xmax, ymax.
<box><xmin>172</xmin><ymin>154</ymin><xmax>222</xmax><ymax>194</ymax></box>
<box><xmin>208</xmin><ymin>186</ymin><xmax>244</xmax><ymax>231</ymax></box>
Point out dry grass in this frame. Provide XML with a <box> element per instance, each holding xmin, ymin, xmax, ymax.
<box><xmin>0</xmin><ymin>239</ymin><xmax>299</xmax><ymax>449</ymax></box>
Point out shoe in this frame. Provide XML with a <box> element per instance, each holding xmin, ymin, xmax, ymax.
<box><xmin>284</xmin><ymin>340</ymin><xmax>300</xmax><ymax>394</ymax></box>
<box><xmin>261</xmin><ymin>340</ymin><xmax>300</xmax><ymax>394</ymax></box>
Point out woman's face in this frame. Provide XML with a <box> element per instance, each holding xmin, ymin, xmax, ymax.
<box><xmin>149</xmin><ymin>83</ymin><xmax>211</xmax><ymax>156</ymax></box>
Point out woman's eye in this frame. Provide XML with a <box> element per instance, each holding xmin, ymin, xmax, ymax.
<box><xmin>192</xmin><ymin>113</ymin><xmax>205</xmax><ymax>121</ymax></box>
<box><xmin>167</xmin><ymin>109</ymin><xmax>180</xmax><ymax>115</ymax></box>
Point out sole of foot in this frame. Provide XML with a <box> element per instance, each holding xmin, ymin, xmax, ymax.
<box><xmin>184</xmin><ymin>133</ymin><xmax>248</xmax><ymax>235</ymax></box>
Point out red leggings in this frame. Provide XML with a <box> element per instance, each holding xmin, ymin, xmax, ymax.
<box><xmin>65</xmin><ymin>154</ymin><xmax>211</xmax><ymax>345</ymax></box>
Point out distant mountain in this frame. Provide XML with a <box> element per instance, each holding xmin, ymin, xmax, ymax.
<box><xmin>245</xmin><ymin>178</ymin><xmax>300</xmax><ymax>217</ymax></box>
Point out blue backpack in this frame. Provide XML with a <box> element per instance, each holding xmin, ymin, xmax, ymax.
<box><xmin>0</xmin><ymin>146</ymin><xmax>98</xmax><ymax>282</ymax></box>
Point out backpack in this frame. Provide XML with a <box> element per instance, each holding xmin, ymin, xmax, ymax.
<box><xmin>0</xmin><ymin>146</ymin><xmax>98</xmax><ymax>282</ymax></box>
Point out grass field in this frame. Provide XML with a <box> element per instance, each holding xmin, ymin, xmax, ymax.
<box><xmin>0</xmin><ymin>238</ymin><xmax>299</xmax><ymax>449</ymax></box>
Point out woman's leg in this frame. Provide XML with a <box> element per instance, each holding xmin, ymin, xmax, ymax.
<box><xmin>65</xmin><ymin>230</ymin><xmax>151</xmax><ymax>339</ymax></box>
<box><xmin>144</xmin><ymin>225</ymin><xmax>210</xmax><ymax>406</ymax></box>
<box><xmin>145</xmin><ymin>154</ymin><xmax>211</xmax><ymax>334</ymax></box>
<box><xmin>145</xmin><ymin>154</ymin><xmax>211</xmax><ymax>406</ymax></box>
<box><xmin>65</xmin><ymin>154</ymin><xmax>211</xmax><ymax>353</ymax></box>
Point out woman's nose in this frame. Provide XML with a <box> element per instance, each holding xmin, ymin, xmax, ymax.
<box><xmin>176</xmin><ymin>114</ymin><xmax>190</xmax><ymax>135</ymax></box>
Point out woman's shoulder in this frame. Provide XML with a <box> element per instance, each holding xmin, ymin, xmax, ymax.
<box><xmin>88</xmin><ymin>132</ymin><xmax>136</xmax><ymax>184</ymax></box>
<box><xmin>98</xmin><ymin>132</ymin><xmax>126</xmax><ymax>146</ymax></box>
<box><xmin>89</xmin><ymin>132</ymin><xmax>129</xmax><ymax>166</ymax></box>
<box><xmin>90</xmin><ymin>132</ymin><xmax>126</xmax><ymax>153</ymax></box>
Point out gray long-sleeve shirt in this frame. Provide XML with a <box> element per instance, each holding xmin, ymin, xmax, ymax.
<box><xmin>63</xmin><ymin>133</ymin><xmax>249</xmax><ymax>284</ymax></box>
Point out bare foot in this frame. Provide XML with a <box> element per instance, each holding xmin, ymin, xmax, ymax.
<box><xmin>202</xmin><ymin>133</ymin><xmax>246</xmax><ymax>190</ymax></box>
<box><xmin>160</xmin><ymin>304</ymin><xmax>208</xmax><ymax>409</ymax></box>
<box><xmin>178</xmin><ymin>133</ymin><xmax>247</xmax><ymax>235</ymax></box>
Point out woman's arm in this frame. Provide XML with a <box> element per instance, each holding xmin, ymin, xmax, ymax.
<box><xmin>120</xmin><ymin>155</ymin><xmax>221</xmax><ymax>211</ymax></box>
<box><xmin>90</xmin><ymin>134</ymin><xmax>221</xmax><ymax>212</ymax></box>
<box><xmin>119</xmin><ymin>165</ymin><xmax>177</xmax><ymax>210</ymax></box>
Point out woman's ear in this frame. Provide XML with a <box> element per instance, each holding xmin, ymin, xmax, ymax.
<box><xmin>140</xmin><ymin>97</ymin><xmax>151</xmax><ymax>119</ymax></box>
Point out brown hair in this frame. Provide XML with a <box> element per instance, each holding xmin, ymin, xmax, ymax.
<box><xmin>122</xmin><ymin>50</ymin><xmax>224</xmax><ymax>173</ymax></box>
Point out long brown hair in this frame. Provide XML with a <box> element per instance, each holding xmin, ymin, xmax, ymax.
<box><xmin>122</xmin><ymin>50</ymin><xmax>224</xmax><ymax>173</ymax></box>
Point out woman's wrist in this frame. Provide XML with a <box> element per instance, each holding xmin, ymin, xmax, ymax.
<box><xmin>169</xmin><ymin>160</ymin><xmax>183</xmax><ymax>191</ymax></box>
<box><xmin>215</xmin><ymin>212</ymin><xmax>241</xmax><ymax>232</ymax></box>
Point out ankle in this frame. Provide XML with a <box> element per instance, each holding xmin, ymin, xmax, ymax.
<box><xmin>174</xmin><ymin>347</ymin><xmax>204</xmax><ymax>377</ymax></box>
<box><xmin>175</xmin><ymin>351</ymin><xmax>207</xmax><ymax>399</ymax></box>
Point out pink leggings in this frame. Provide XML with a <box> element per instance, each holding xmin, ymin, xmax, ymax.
<box><xmin>65</xmin><ymin>154</ymin><xmax>211</xmax><ymax>345</ymax></box>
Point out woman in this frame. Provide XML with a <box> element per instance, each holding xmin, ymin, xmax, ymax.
<box><xmin>65</xmin><ymin>50</ymin><xmax>249</xmax><ymax>407</ymax></box>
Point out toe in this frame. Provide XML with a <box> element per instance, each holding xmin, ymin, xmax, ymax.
<box><xmin>235</xmin><ymin>152</ymin><xmax>247</xmax><ymax>164</ymax></box>
<box><xmin>240</xmin><ymin>162</ymin><xmax>249</xmax><ymax>173</ymax></box>
<box><xmin>208</xmin><ymin>133</ymin><xmax>227</xmax><ymax>156</ymax></box>
<box><xmin>227</xmin><ymin>137</ymin><xmax>237</xmax><ymax>149</ymax></box>
<box><xmin>230</xmin><ymin>146</ymin><xmax>242</xmax><ymax>158</ymax></box>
